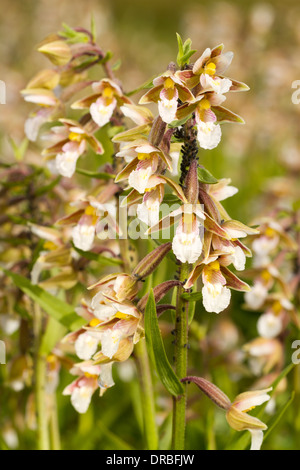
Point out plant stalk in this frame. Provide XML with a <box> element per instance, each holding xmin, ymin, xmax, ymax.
<box><xmin>172</xmin><ymin>262</ymin><xmax>190</xmax><ymax>450</ymax></box>
<box><xmin>135</xmin><ymin>339</ymin><xmax>158</xmax><ymax>450</ymax></box>
<box><xmin>33</xmin><ymin>302</ymin><xmax>50</xmax><ymax>450</ymax></box>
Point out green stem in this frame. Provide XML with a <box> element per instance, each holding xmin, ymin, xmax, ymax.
<box><xmin>33</xmin><ymin>303</ymin><xmax>50</xmax><ymax>450</ymax></box>
<box><xmin>135</xmin><ymin>339</ymin><xmax>158</xmax><ymax>450</ymax></box>
<box><xmin>50</xmin><ymin>393</ymin><xmax>61</xmax><ymax>450</ymax></box>
<box><xmin>172</xmin><ymin>262</ymin><xmax>190</xmax><ymax>450</ymax></box>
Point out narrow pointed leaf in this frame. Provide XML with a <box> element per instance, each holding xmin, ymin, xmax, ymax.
<box><xmin>144</xmin><ymin>290</ymin><xmax>184</xmax><ymax>396</ymax></box>
<box><xmin>3</xmin><ymin>270</ymin><xmax>85</xmax><ymax>330</ymax></box>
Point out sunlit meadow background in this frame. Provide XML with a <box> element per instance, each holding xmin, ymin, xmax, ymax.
<box><xmin>0</xmin><ymin>0</ymin><xmax>300</xmax><ymax>450</ymax></box>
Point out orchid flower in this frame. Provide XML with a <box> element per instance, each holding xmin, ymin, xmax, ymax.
<box><xmin>72</xmin><ymin>78</ymin><xmax>131</xmax><ymax>128</ymax></box>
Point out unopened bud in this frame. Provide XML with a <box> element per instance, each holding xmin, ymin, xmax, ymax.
<box><xmin>148</xmin><ymin>116</ymin><xmax>167</xmax><ymax>147</ymax></box>
<box><xmin>181</xmin><ymin>376</ymin><xmax>231</xmax><ymax>410</ymax></box>
<box><xmin>26</xmin><ymin>69</ymin><xmax>60</xmax><ymax>90</ymax></box>
<box><xmin>138</xmin><ymin>279</ymin><xmax>181</xmax><ymax>311</ymax></box>
<box><xmin>185</xmin><ymin>160</ymin><xmax>199</xmax><ymax>204</ymax></box>
<box><xmin>133</xmin><ymin>242</ymin><xmax>172</xmax><ymax>280</ymax></box>
<box><xmin>38</xmin><ymin>40</ymin><xmax>72</xmax><ymax>66</ymax></box>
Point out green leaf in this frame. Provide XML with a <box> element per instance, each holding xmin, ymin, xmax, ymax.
<box><xmin>197</xmin><ymin>167</ymin><xmax>219</xmax><ymax>184</ymax></box>
<box><xmin>169</xmin><ymin>115</ymin><xmax>191</xmax><ymax>129</ymax></box>
<box><xmin>126</xmin><ymin>78</ymin><xmax>154</xmax><ymax>97</ymax></box>
<box><xmin>3</xmin><ymin>270</ymin><xmax>85</xmax><ymax>331</ymax></box>
<box><xmin>8</xmin><ymin>136</ymin><xmax>29</xmax><ymax>161</ymax></box>
<box><xmin>263</xmin><ymin>392</ymin><xmax>295</xmax><ymax>442</ymax></box>
<box><xmin>111</xmin><ymin>59</ymin><xmax>122</xmax><ymax>71</ymax></box>
<box><xmin>176</xmin><ymin>33</ymin><xmax>196</xmax><ymax>67</ymax></box>
<box><xmin>176</xmin><ymin>33</ymin><xmax>184</xmax><ymax>66</ymax></box>
<box><xmin>59</xmin><ymin>23</ymin><xmax>89</xmax><ymax>44</ymax></box>
<box><xmin>91</xmin><ymin>14</ymin><xmax>96</xmax><ymax>42</ymax></box>
<box><xmin>40</xmin><ymin>316</ymin><xmax>67</xmax><ymax>355</ymax></box>
<box><xmin>35</xmin><ymin>176</ymin><xmax>61</xmax><ymax>197</ymax></box>
<box><xmin>76</xmin><ymin>168</ymin><xmax>116</xmax><ymax>180</ymax></box>
<box><xmin>181</xmin><ymin>291</ymin><xmax>202</xmax><ymax>302</ymax></box>
<box><xmin>72</xmin><ymin>245</ymin><xmax>122</xmax><ymax>266</ymax></box>
<box><xmin>144</xmin><ymin>290</ymin><xmax>184</xmax><ymax>396</ymax></box>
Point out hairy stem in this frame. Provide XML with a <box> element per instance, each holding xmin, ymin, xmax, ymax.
<box><xmin>172</xmin><ymin>262</ymin><xmax>190</xmax><ymax>450</ymax></box>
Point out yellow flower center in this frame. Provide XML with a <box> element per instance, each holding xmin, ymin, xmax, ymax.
<box><xmin>199</xmin><ymin>98</ymin><xmax>211</xmax><ymax>110</ymax></box>
<box><xmin>272</xmin><ymin>300</ymin><xmax>282</xmax><ymax>315</ymax></box>
<box><xmin>84</xmin><ymin>205</ymin><xmax>98</xmax><ymax>225</ymax></box>
<box><xmin>243</xmin><ymin>406</ymin><xmax>256</xmax><ymax>413</ymax></box>
<box><xmin>265</xmin><ymin>227</ymin><xmax>277</xmax><ymax>238</ymax></box>
<box><xmin>43</xmin><ymin>241</ymin><xmax>58</xmax><ymax>251</ymax></box>
<box><xmin>261</xmin><ymin>269</ymin><xmax>272</xmax><ymax>283</ymax></box>
<box><xmin>204</xmin><ymin>62</ymin><xmax>216</xmax><ymax>76</ymax></box>
<box><xmin>164</xmin><ymin>77</ymin><xmax>175</xmax><ymax>89</ymax></box>
<box><xmin>208</xmin><ymin>260</ymin><xmax>220</xmax><ymax>271</ymax></box>
<box><xmin>137</xmin><ymin>152</ymin><xmax>151</xmax><ymax>160</ymax></box>
<box><xmin>115</xmin><ymin>311</ymin><xmax>130</xmax><ymax>320</ymax></box>
<box><xmin>84</xmin><ymin>372</ymin><xmax>97</xmax><ymax>379</ymax></box>
<box><xmin>102</xmin><ymin>86</ymin><xmax>114</xmax><ymax>99</ymax></box>
<box><xmin>89</xmin><ymin>318</ymin><xmax>101</xmax><ymax>327</ymax></box>
<box><xmin>68</xmin><ymin>131</ymin><xmax>83</xmax><ymax>142</ymax></box>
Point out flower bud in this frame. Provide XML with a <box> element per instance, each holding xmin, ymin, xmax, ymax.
<box><xmin>26</xmin><ymin>69</ymin><xmax>60</xmax><ymax>90</ymax></box>
<box><xmin>137</xmin><ymin>279</ymin><xmax>181</xmax><ymax>312</ymax></box>
<box><xmin>184</xmin><ymin>160</ymin><xmax>199</xmax><ymax>204</ymax></box>
<box><xmin>38</xmin><ymin>40</ymin><xmax>72</xmax><ymax>66</ymax></box>
<box><xmin>148</xmin><ymin>115</ymin><xmax>167</xmax><ymax>147</ymax></box>
<box><xmin>182</xmin><ymin>376</ymin><xmax>231</xmax><ymax>410</ymax></box>
<box><xmin>132</xmin><ymin>242</ymin><xmax>172</xmax><ymax>280</ymax></box>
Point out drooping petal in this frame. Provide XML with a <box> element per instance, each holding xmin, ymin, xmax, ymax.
<box><xmin>202</xmin><ymin>283</ymin><xmax>231</xmax><ymax>314</ymax></box>
<box><xmin>257</xmin><ymin>312</ymin><xmax>282</xmax><ymax>339</ymax></box>
<box><xmin>72</xmin><ymin>224</ymin><xmax>95</xmax><ymax>251</ymax></box>
<box><xmin>90</xmin><ymin>98</ymin><xmax>116</xmax><ymax>127</ymax></box>
<box><xmin>98</xmin><ymin>363</ymin><xmax>115</xmax><ymax>390</ymax></box>
<box><xmin>55</xmin><ymin>150</ymin><xmax>81</xmax><ymax>178</ymax></box>
<box><xmin>128</xmin><ymin>164</ymin><xmax>153</xmax><ymax>194</ymax></box>
<box><xmin>75</xmin><ymin>332</ymin><xmax>99</xmax><ymax>360</ymax></box>
<box><xmin>197</xmin><ymin>121</ymin><xmax>222</xmax><ymax>150</ymax></box>
<box><xmin>249</xmin><ymin>429</ymin><xmax>264</xmax><ymax>451</ymax></box>
<box><xmin>71</xmin><ymin>383</ymin><xmax>94</xmax><ymax>414</ymax></box>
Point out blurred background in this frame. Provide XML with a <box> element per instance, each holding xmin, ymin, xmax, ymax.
<box><xmin>0</xmin><ymin>0</ymin><xmax>300</xmax><ymax>450</ymax></box>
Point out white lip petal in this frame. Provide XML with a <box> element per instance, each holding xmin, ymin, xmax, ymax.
<box><xmin>257</xmin><ymin>312</ymin><xmax>282</xmax><ymax>338</ymax></box>
<box><xmin>158</xmin><ymin>98</ymin><xmax>178</xmax><ymax>124</ymax></box>
<box><xmin>55</xmin><ymin>151</ymin><xmax>81</xmax><ymax>178</ymax></box>
<box><xmin>90</xmin><ymin>99</ymin><xmax>116</xmax><ymax>127</ymax></box>
<box><xmin>202</xmin><ymin>283</ymin><xmax>231</xmax><ymax>314</ymax></box>
<box><xmin>197</xmin><ymin>122</ymin><xmax>222</xmax><ymax>150</ymax></box>
<box><xmin>72</xmin><ymin>224</ymin><xmax>95</xmax><ymax>251</ymax></box>
<box><xmin>71</xmin><ymin>385</ymin><xmax>94</xmax><ymax>414</ymax></box>
<box><xmin>98</xmin><ymin>363</ymin><xmax>115</xmax><ymax>390</ymax></box>
<box><xmin>75</xmin><ymin>332</ymin><xmax>99</xmax><ymax>360</ymax></box>
<box><xmin>249</xmin><ymin>429</ymin><xmax>264</xmax><ymax>450</ymax></box>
